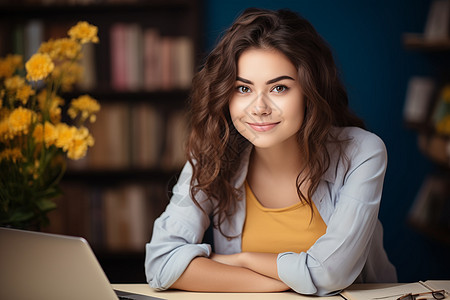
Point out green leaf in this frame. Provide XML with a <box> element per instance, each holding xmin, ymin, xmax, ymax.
<box><xmin>7</xmin><ymin>210</ymin><xmax>34</xmax><ymax>223</ymax></box>
<box><xmin>36</xmin><ymin>199</ymin><xmax>57</xmax><ymax>212</ymax></box>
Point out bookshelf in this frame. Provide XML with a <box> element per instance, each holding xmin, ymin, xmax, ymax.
<box><xmin>402</xmin><ymin>1</ymin><xmax>450</xmax><ymax>246</ymax></box>
<box><xmin>0</xmin><ymin>0</ymin><xmax>203</xmax><ymax>282</ymax></box>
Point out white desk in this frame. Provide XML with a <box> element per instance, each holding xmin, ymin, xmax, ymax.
<box><xmin>112</xmin><ymin>284</ymin><xmax>341</xmax><ymax>299</ymax></box>
<box><xmin>112</xmin><ymin>282</ymin><xmax>450</xmax><ymax>300</ymax></box>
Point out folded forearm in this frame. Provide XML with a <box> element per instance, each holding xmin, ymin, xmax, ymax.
<box><xmin>211</xmin><ymin>252</ymin><xmax>280</xmax><ymax>280</ymax></box>
<box><xmin>170</xmin><ymin>257</ymin><xmax>289</xmax><ymax>292</ymax></box>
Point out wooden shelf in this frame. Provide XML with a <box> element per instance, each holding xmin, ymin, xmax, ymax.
<box><xmin>0</xmin><ymin>1</ymin><xmax>196</xmax><ymax>15</ymax></box>
<box><xmin>418</xmin><ymin>132</ymin><xmax>450</xmax><ymax>167</ymax></box>
<box><xmin>63</xmin><ymin>89</ymin><xmax>190</xmax><ymax>106</ymax></box>
<box><xmin>408</xmin><ymin>218</ymin><xmax>450</xmax><ymax>245</ymax></box>
<box><xmin>64</xmin><ymin>168</ymin><xmax>181</xmax><ymax>184</ymax></box>
<box><xmin>403</xmin><ymin>33</ymin><xmax>450</xmax><ymax>51</ymax></box>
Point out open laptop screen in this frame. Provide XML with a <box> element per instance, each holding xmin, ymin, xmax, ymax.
<box><xmin>0</xmin><ymin>227</ymin><xmax>162</xmax><ymax>300</ymax></box>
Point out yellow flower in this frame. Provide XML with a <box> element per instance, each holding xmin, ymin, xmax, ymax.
<box><xmin>37</xmin><ymin>90</ymin><xmax>64</xmax><ymax>123</ymax></box>
<box><xmin>68</xmin><ymin>21</ymin><xmax>99</xmax><ymax>44</ymax></box>
<box><xmin>68</xmin><ymin>94</ymin><xmax>100</xmax><ymax>123</ymax></box>
<box><xmin>51</xmin><ymin>61</ymin><xmax>82</xmax><ymax>92</ymax></box>
<box><xmin>0</xmin><ymin>117</ymin><xmax>10</xmax><ymax>141</ymax></box>
<box><xmin>0</xmin><ymin>147</ymin><xmax>23</xmax><ymax>163</ymax></box>
<box><xmin>16</xmin><ymin>85</ymin><xmax>36</xmax><ymax>105</ymax></box>
<box><xmin>0</xmin><ymin>54</ymin><xmax>22</xmax><ymax>78</ymax></box>
<box><xmin>67</xmin><ymin>127</ymin><xmax>94</xmax><ymax>160</ymax></box>
<box><xmin>54</xmin><ymin>123</ymin><xmax>76</xmax><ymax>151</ymax></box>
<box><xmin>4</xmin><ymin>75</ymin><xmax>26</xmax><ymax>90</ymax></box>
<box><xmin>39</xmin><ymin>38</ymin><xmax>81</xmax><ymax>60</ymax></box>
<box><xmin>33</xmin><ymin>121</ymin><xmax>58</xmax><ymax>147</ymax></box>
<box><xmin>25</xmin><ymin>53</ymin><xmax>55</xmax><ymax>81</ymax></box>
<box><xmin>4</xmin><ymin>75</ymin><xmax>35</xmax><ymax>105</ymax></box>
<box><xmin>8</xmin><ymin>107</ymin><xmax>35</xmax><ymax>137</ymax></box>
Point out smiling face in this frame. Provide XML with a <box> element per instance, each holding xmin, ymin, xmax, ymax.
<box><xmin>229</xmin><ymin>48</ymin><xmax>305</xmax><ymax>150</ymax></box>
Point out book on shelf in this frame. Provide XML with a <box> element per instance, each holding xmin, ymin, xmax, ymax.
<box><xmin>109</xmin><ymin>22</ymin><xmax>194</xmax><ymax>91</ymax></box>
<box><xmin>341</xmin><ymin>280</ymin><xmax>450</xmax><ymax>300</ymax></box>
<box><xmin>408</xmin><ymin>174</ymin><xmax>450</xmax><ymax>235</ymax></box>
<box><xmin>403</xmin><ymin>77</ymin><xmax>436</xmax><ymax>125</ymax></box>
<box><xmin>130</xmin><ymin>102</ymin><xmax>164</xmax><ymax>169</ymax></box>
<box><xmin>161</xmin><ymin>109</ymin><xmax>188</xmax><ymax>171</ymax></box>
<box><xmin>160</xmin><ymin>36</ymin><xmax>173</xmax><ymax>91</ymax></box>
<box><xmin>172</xmin><ymin>36</ymin><xmax>195</xmax><ymax>90</ymax></box>
<box><xmin>12</xmin><ymin>25</ymin><xmax>25</xmax><ymax>58</ymax></box>
<box><xmin>144</xmin><ymin>29</ymin><xmax>163</xmax><ymax>91</ymax></box>
<box><xmin>68</xmin><ymin>102</ymin><xmax>186</xmax><ymax>171</ymax></box>
<box><xmin>45</xmin><ymin>182</ymin><xmax>94</xmax><ymax>243</ymax></box>
<box><xmin>110</xmin><ymin>23</ymin><xmax>128</xmax><ymax>91</ymax></box>
<box><xmin>24</xmin><ymin>19</ymin><xmax>44</xmax><ymax>60</ymax></box>
<box><xmin>44</xmin><ymin>21</ymin><xmax>71</xmax><ymax>40</ymax></box>
<box><xmin>45</xmin><ymin>182</ymin><xmax>169</xmax><ymax>252</ymax></box>
<box><xmin>103</xmin><ymin>184</ymin><xmax>150</xmax><ymax>252</ymax></box>
<box><xmin>424</xmin><ymin>0</ymin><xmax>450</xmax><ymax>41</ymax></box>
<box><xmin>78</xmin><ymin>42</ymin><xmax>97</xmax><ymax>91</ymax></box>
<box><xmin>85</xmin><ymin>102</ymin><xmax>131</xmax><ymax>170</ymax></box>
<box><xmin>126</xmin><ymin>23</ymin><xmax>144</xmax><ymax>92</ymax></box>
<box><xmin>7</xmin><ymin>19</ymin><xmax>44</xmax><ymax>60</ymax></box>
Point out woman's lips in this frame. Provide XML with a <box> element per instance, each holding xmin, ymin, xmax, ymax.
<box><xmin>247</xmin><ymin>122</ymin><xmax>280</xmax><ymax>132</ymax></box>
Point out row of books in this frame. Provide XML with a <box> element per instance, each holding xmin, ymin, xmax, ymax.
<box><xmin>2</xmin><ymin>20</ymin><xmax>195</xmax><ymax>92</ymax></box>
<box><xmin>68</xmin><ymin>102</ymin><xmax>188</xmax><ymax>171</ymax></box>
<box><xmin>110</xmin><ymin>23</ymin><xmax>194</xmax><ymax>92</ymax></box>
<box><xmin>44</xmin><ymin>182</ymin><xmax>169</xmax><ymax>252</ymax></box>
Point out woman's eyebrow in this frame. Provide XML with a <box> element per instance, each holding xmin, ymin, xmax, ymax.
<box><xmin>236</xmin><ymin>75</ymin><xmax>295</xmax><ymax>85</ymax></box>
<box><xmin>236</xmin><ymin>76</ymin><xmax>253</xmax><ymax>84</ymax></box>
<box><xmin>266</xmin><ymin>75</ymin><xmax>295</xmax><ymax>84</ymax></box>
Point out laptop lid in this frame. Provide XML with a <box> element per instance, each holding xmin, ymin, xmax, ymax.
<box><xmin>0</xmin><ymin>227</ymin><xmax>155</xmax><ymax>300</ymax></box>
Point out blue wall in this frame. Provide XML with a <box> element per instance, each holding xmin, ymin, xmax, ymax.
<box><xmin>203</xmin><ymin>0</ymin><xmax>449</xmax><ymax>282</ymax></box>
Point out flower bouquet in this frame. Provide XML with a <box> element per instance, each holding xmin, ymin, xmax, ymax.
<box><xmin>0</xmin><ymin>21</ymin><xmax>100</xmax><ymax>229</ymax></box>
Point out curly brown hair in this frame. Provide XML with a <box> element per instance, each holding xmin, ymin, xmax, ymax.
<box><xmin>186</xmin><ymin>8</ymin><xmax>364</xmax><ymax>235</ymax></box>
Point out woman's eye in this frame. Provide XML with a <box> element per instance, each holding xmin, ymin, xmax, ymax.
<box><xmin>271</xmin><ymin>85</ymin><xmax>287</xmax><ymax>93</ymax></box>
<box><xmin>237</xmin><ymin>86</ymin><xmax>251</xmax><ymax>93</ymax></box>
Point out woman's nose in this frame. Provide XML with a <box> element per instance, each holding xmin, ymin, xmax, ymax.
<box><xmin>251</xmin><ymin>92</ymin><xmax>272</xmax><ymax>116</ymax></box>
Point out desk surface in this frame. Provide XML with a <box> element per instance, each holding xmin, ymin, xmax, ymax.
<box><xmin>112</xmin><ymin>282</ymin><xmax>450</xmax><ymax>300</ymax></box>
<box><xmin>112</xmin><ymin>284</ymin><xmax>341</xmax><ymax>299</ymax></box>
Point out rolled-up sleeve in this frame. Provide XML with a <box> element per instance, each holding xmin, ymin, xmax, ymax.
<box><xmin>277</xmin><ymin>131</ymin><xmax>388</xmax><ymax>296</ymax></box>
<box><xmin>145</xmin><ymin>162</ymin><xmax>212</xmax><ymax>290</ymax></box>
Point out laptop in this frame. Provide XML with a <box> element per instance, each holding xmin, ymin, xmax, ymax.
<box><xmin>0</xmin><ymin>227</ymin><xmax>163</xmax><ymax>300</ymax></box>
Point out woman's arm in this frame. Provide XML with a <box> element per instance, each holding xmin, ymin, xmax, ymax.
<box><xmin>211</xmin><ymin>252</ymin><xmax>280</xmax><ymax>280</ymax></box>
<box><xmin>171</xmin><ymin>257</ymin><xmax>289</xmax><ymax>292</ymax></box>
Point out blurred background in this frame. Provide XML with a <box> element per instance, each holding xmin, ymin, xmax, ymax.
<box><xmin>0</xmin><ymin>0</ymin><xmax>449</xmax><ymax>284</ymax></box>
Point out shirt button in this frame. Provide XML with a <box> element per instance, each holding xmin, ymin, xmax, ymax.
<box><xmin>227</xmin><ymin>237</ymin><xmax>232</xmax><ymax>241</ymax></box>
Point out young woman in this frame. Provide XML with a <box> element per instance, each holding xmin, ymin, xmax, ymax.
<box><xmin>145</xmin><ymin>8</ymin><xmax>397</xmax><ymax>296</ymax></box>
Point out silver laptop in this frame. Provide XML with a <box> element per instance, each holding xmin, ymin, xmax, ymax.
<box><xmin>0</xmin><ymin>227</ymin><xmax>163</xmax><ymax>300</ymax></box>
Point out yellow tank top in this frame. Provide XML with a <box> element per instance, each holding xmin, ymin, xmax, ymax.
<box><xmin>241</xmin><ymin>181</ymin><xmax>327</xmax><ymax>254</ymax></box>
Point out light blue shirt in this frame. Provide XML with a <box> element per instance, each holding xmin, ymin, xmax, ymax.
<box><xmin>145</xmin><ymin>126</ymin><xmax>397</xmax><ymax>296</ymax></box>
